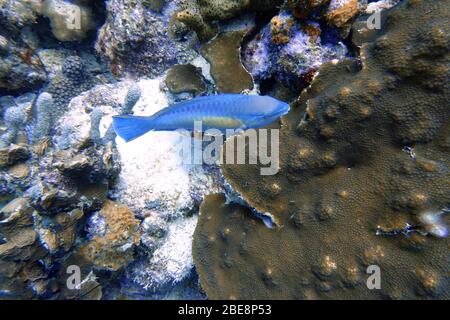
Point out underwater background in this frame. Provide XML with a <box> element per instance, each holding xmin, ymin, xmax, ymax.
<box><xmin>0</xmin><ymin>0</ymin><xmax>448</xmax><ymax>299</ymax></box>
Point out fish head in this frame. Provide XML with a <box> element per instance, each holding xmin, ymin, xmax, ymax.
<box><xmin>253</xmin><ymin>95</ymin><xmax>290</xmax><ymax>118</ymax></box>
<box><xmin>244</xmin><ymin>96</ymin><xmax>290</xmax><ymax>129</ymax></box>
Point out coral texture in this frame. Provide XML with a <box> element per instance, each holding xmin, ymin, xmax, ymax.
<box><xmin>201</xmin><ymin>30</ymin><xmax>254</xmax><ymax>93</ymax></box>
<box><xmin>96</xmin><ymin>0</ymin><xmax>196</xmax><ymax>77</ymax></box>
<box><xmin>193</xmin><ymin>0</ymin><xmax>450</xmax><ymax>299</ymax></box>
<box><xmin>174</xmin><ymin>0</ymin><xmax>283</xmax><ymax>41</ymax></box>
<box><xmin>242</xmin><ymin>11</ymin><xmax>348</xmax><ymax>90</ymax></box>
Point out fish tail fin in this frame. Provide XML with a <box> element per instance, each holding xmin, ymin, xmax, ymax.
<box><xmin>112</xmin><ymin>115</ymin><xmax>155</xmax><ymax>142</ymax></box>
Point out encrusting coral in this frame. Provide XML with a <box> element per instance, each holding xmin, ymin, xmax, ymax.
<box><xmin>174</xmin><ymin>0</ymin><xmax>284</xmax><ymax>41</ymax></box>
<box><xmin>0</xmin><ymin>0</ymin><xmax>96</xmax><ymax>42</ymax></box>
<box><xmin>96</xmin><ymin>0</ymin><xmax>197</xmax><ymax>77</ymax></box>
<box><xmin>47</xmin><ymin>55</ymin><xmax>96</xmax><ymax>116</ymax></box>
<box><xmin>242</xmin><ymin>10</ymin><xmax>348</xmax><ymax>90</ymax></box>
<box><xmin>193</xmin><ymin>0</ymin><xmax>450</xmax><ymax>299</ymax></box>
<box><xmin>200</xmin><ymin>30</ymin><xmax>254</xmax><ymax>93</ymax></box>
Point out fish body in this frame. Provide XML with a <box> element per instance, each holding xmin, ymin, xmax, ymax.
<box><xmin>113</xmin><ymin>94</ymin><xmax>290</xmax><ymax>142</ymax></box>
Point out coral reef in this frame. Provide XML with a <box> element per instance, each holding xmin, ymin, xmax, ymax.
<box><xmin>193</xmin><ymin>0</ymin><xmax>450</xmax><ymax>299</ymax></box>
<box><xmin>0</xmin><ymin>30</ymin><xmax>46</xmax><ymax>92</ymax></box>
<box><xmin>80</xmin><ymin>200</ymin><xmax>141</xmax><ymax>271</ymax></box>
<box><xmin>41</xmin><ymin>0</ymin><xmax>96</xmax><ymax>42</ymax></box>
<box><xmin>242</xmin><ymin>11</ymin><xmax>347</xmax><ymax>90</ymax></box>
<box><xmin>173</xmin><ymin>0</ymin><xmax>284</xmax><ymax>41</ymax></box>
<box><xmin>0</xmin><ymin>93</ymin><xmax>35</xmax><ymax>148</ymax></box>
<box><xmin>165</xmin><ymin>64</ymin><xmax>207</xmax><ymax>95</ymax></box>
<box><xmin>31</xmin><ymin>92</ymin><xmax>54</xmax><ymax>144</ymax></box>
<box><xmin>35</xmin><ymin>77</ymin><xmax>224</xmax><ymax>293</ymax></box>
<box><xmin>0</xmin><ymin>0</ymin><xmax>446</xmax><ymax>301</ymax></box>
<box><xmin>47</xmin><ymin>55</ymin><xmax>96</xmax><ymax>116</ymax></box>
<box><xmin>201</xmin><ymin>30</ymin><xmax>254</xmax><ymax>93</ymax></box>
<box><xmin>0</xmin><ymin>0</ymin><xmax>96</xmax><ymax>42</ymax></box>
<box><xmin>96</xmin><ymin>0</ymin><xmax>196</xmax><ymax>77</ymax></box>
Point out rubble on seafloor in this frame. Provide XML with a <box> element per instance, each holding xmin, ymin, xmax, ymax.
<box><xmin>0</xmin><ymin>0</ymin><xmax>448</xmax><ymax>301</ymax></box>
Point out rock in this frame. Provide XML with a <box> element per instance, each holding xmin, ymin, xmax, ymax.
<box><xmin>0</xmin><ymin>197</ymin><xmax>34</xmax><ymax>238</ymax></box>
<box><xmin>0</xmin><ymin>33</ymin><xmax>46</xmax><ymax>92</ymax></box>
<box><xmin>41</xmin><ymin>0</ymin><xmax>96</xmax><ymax>42</ymax></box>
<box><xmin>129</xmin><ymin>215</ymin><xmax>198</xmax><ymax>289</ymax></box>
<box><xmin>96</xmin><ymin>0</ymin><xmax>196</xmax><ymax>77</ymax></box>
<box><xmin>36</xmin><ymin>209</ymin><xmax>84</xmax><ymax>253</ymax></box>
<box><xmin>325</xmin><ymin>0</ymin><xmax>364</xmax><ymax>28</ymax></box>
<box><xmin>201</xmin><ymin>31</ymin><xmax>254</xmax><ymax>93</ymax></box>
<box><xmin>81</xmin><ymin>200</ymin><xmax>140</xmax><ymax>271</ymax></box>
<box><xmin>55</xmin><ymin>153</ymin><xmax>93</xmax><ymax>175</ymax></box>
<box><xmin>7</xmin><ymin>163</ymin><xmax>30</xmax><ymax>179</ymax></box>
<box><xmin>0</xmin><ymin>144</ymin><xmax>30</xmax><ymax>167</ymax></box>
<box><xmin>165</xmin><ymin>64</ymin><xmax>207</xmax><ymax>95</ymax></box>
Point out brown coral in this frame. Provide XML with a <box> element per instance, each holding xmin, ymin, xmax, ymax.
<box><xmin>288</xmin><ymin>0</ymin><xmax>331</xmax><ymax>19</ymax></box>
<box><xmin>325</xmin><ymin>0</ymin><xmax>360</xmax><ymax>28</ymax></box>
<box><xmin>174</xmin><ymin>0</ymin><xmax>284</xmax><ymax>41</ymax></box>
<box><xmin>200</xmin><ymin>30</ymin><xmax>254</xmax><ymax>93</ymax></box>
<box><xmin>193</xmin><ymin>0</ymin><xmax>450</xmax><ymax>299</ymax></box>
<box><xmin>270</xmin><ymin>15</ymin><xmax>295</xmax><ymax>45</ymax></box>
<box><xmin>79</xmin><ymin>200</ymin><xmax>140</xmax><ymax>271</ymax></box>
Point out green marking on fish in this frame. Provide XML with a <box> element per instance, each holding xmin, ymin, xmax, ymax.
<box><xmin>201</xmin><ymin>116</ymin><xmax>244</xmax><ymax>128</ymax></box>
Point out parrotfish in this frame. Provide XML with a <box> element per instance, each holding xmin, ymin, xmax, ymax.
<box><xmin>112</xmin><ymin>94</ymin><xmax>290</xmax><ymax>142</ymax></box>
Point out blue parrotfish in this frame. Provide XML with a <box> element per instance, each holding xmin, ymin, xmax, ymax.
<box><xmin>112</xmin><ymin>94</ymin><xmax>290</xmax><ymax>142</ymax></box>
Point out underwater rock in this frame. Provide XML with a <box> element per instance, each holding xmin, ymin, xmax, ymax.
<box><xmin>0</xmin><ymin>32</ymin><xmax>46</xmax><ymax>92</ymax></box>
<box><xmin>129</xmin><ymin>215</ymin><xmax>198</xmax><ymax>289</ymax></box>
<box><xmin>47</xmin><ymin>55</ymin><xmax>96</xmax><ymax>117</ymax></box>
<box><xmin>325</xmin><ymin>0</ymin><xmax>364</xmax><ymax>28</ymax></box>
<box><xmin>243</xmin><ymin>11</ymin><xmax>347</xmax><ymax>90</ymax></box>
<box><xmin>96</xmin><ymin>0</ymin><xmax>196</xmax><ymax>77</ymax></box>
<box><xmin>0</xmin><ymin>93</ymin><xmax>35</xmax><ymax>148</ymax></box>
<box><xmin>201</xmin><ymin>30</ymin><xmax>254</xmax><ymax>93</ymax></box>
<box><xmin>36</xmin><ymin>208</ymin><xmax>84</xmax><ymax>254</ymax></box>
<box><xmin>0</xmin><ymin>144</ymin><xmax>30</xmax><ymax>167</ymax></box>
<box><xmin>31</xmin><ymin>92</ymin><xmax>54</xmax><ymax>144</ymax></box>
<box><xmin>173</xmin><ymin>0</ymin><xmax>284</xmax><ymax>41</ymax></box>
<box><xmin>0</xmin><ymin>0</ymin><xmax>96</xmax><ymax>42</ymax></box>
<box><xmin>366</xmin><ymin>0</ymin><xmax>401</xmax><ymax>13</ymax></box>
<box><xmin>165</xmin><ymin>64</ymin><xmax>207</xmax><ymax>95</ymax></box>
<box><xmin>81</xmin><ymin>200</ymin><xmax>141</xmax><ymax>271</ymax></box>
<box><xmin>288</xmin><ymin>0</ymin><xmax>331</xmax><ymax>19</ymax></box>
<box><xmin>194</xmin><ymin>0</ymin><xmax>450</xmax><ymax>299</ymax></box>
<box><xmin>41</xmin><ymin>0</ymin><xmax>96</xmax><ymax>42</ymax></box>
<box><xmin>0</xmin><ymin>197</ymin><xmax>49</xmax><ymax>299</ymax></box>
<box><xmin>0</xmin><ymin>0</ymin><xmax>41</xmax><ymax>28</ymax></box>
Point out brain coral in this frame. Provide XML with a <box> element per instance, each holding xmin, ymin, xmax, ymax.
<box><xmin>193</xmin><ymin>0</ymin><xmax>450</xmax><ymax>299</ymax></box>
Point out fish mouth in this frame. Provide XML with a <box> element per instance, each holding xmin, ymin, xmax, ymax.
<box><xmin>274</xmin><ymin>104</ymin><xmax>290</xmax><ymax>118</ymax></box>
